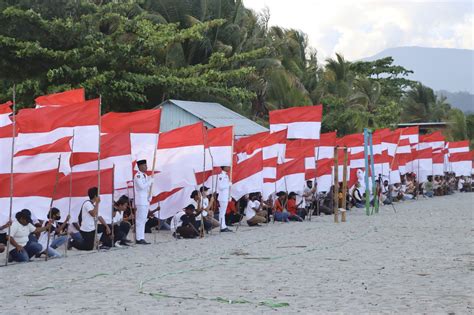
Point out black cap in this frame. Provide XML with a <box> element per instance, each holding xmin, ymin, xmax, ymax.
<box><xmin>184</xmin><ymin>204</ymin><xmax>196</xmax><ymax>210</ymax></box>
<box><xmin>137</xmin><ymin>160</ymin><xmax>147</xmax><ymax>166</ymax></box>
<box><xmin>200</xmin><ymin>186</ymin><xmax>209</xmax><ymax>192</ymax></box>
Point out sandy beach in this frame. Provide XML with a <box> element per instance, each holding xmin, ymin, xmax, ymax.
<box><xmin>1</xmin><ymin>193</ymin><xmax>473</xmax><ymax>314</ymax></box>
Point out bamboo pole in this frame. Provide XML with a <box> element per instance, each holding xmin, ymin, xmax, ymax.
<box><xmin>110</xmin><ymin>164</ymin><xmax>115</xmax><ymax>247</ymax></box>
<box><xmin>45</xmin><ymin>155</ymin><xmax>62</xmax><ymax>261</ymax></box>
<box><xmin>333</xmin><ymin>146</ymin><xmax>339</xmax><ymax>223</ymax></box>
<box><xmin>64</xmin><ymin>131</ymin><xmax>75</xmax><ymax>257</ymax></box>
<box><xmin>4</xmin><ymin>85</ymin><xmax>16</xmax><ymax>266</ymax></box>
<box><xmin>93</xmin><ymin>97</ymin><xmax>102</xmax><ymax>251</ymax></box>
<box><xmin>341</xmin><ymin>147</ymin><xmax>348</xmax><ymax>223</ymax></box>
<box><xmin>309</xmin><ymin>141</ymin><xmax>321</xmax><ymax>221</ymax></box>
<box><xmin>363</xmin><ymin>129</ymin><xmax>371</xmax><ymax>216</ymax></box>
<box><xmin>368</xmin><ymin>131</ymin><xmax>378</xmax><ymax>214</ymax></box>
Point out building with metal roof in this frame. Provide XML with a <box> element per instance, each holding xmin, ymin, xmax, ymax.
<box><xmin>157</xmin><ymin>99</ymin><xmax>268</xmax><ymax>136</ymax></box>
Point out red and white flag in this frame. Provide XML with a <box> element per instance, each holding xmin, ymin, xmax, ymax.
<box><xmin>381</xmin><ymin>132</ymin><xmax>400</xmax><ymax>158</ymax></box>
<box><xmin>0</xmin><ymin>101</ymin><xmax>12</xmax><ymax>127</ymax></box>
<box><xmin>449</xmin><ymin>151</ymin><xmax>473</xmax><ymax>176</ymax></box>
<box><xmin>397</xmin><ymin>126</ymin><xmax>419</xmax><ymax>145</ymax></box>
<box><xmin>35</xmin><ymin>88</ymin><xmax>85</xmax><ymax>108</ymax></box>
<box><xmin>13</xmin><ymin>136</ymin><xmax>72</xmax><ymax>174</ymax></box>
<box><xmin>339</xmin><ymin>133</ymin><xmax>364</xmax><ymax>154</ymax></box>
<box><xmin>269</xmin><ymin>105</ymin><xmax>322</xmax><ymax>139</ymax></box>
<box><xmin>412</xmin><ymin>147</ymin><xmax>433</xmax><ymax>182</ymax></box>
<box><xmin>0</xmin><ymin>124</ymin><xmax>16</xmax><ymax>174</ymax></box>
<box><xmin>15</xmin><ymin>99</ymin><xmax>100</xmax><ymax>153</ymax></box>
<box><xmin>276</xmin><ymin>157</ymin><xmax>305</xmax><ymax>193</ymax></box>
<box><xmin>231</xmin><ymin>151</ymin><xmax>263</xmax><ymax>200</ymax></box>
<box><xmin>207</xmin><ymin>126</ymin><xmax>233</xmax><ymax>167</ymax></box>
<box><xmin>432</xmin><ymin>150</ymin><xmax>445</xmax><ymax>176</ymax></box>
<box><xmin>419</xmin><ymin>131</ymin><xmax>445</xmax><ymax>151</ymax></box>
<box><xmin>315</xmin><ymin>158</ymin><xmax>334</xmax><ymax>192</ymax></box>
<box><xmin>0</xmin><ymin>170</ymin><xmax>60</xmax><ymax>222</ymax></box>
<box><xmin>446</xmin><ymin>140</ymin><xmax>469</xmax><ymax>154</ymax></box>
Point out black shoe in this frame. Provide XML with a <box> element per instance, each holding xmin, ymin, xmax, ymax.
<box><xmin>136</xmin><ymin>239</ymin><xmax>150</xmax><ymax>245</ymax></box>
<box><xmin>119</xmin><ymin>241</ymin><xmax>130</xmax><ymax>246</ymax></box>
<box><xmin>99</xmin><ymin>245</ymin><xmax>110</xmax><ymax>250</ymax></box>
<box><xmin>220</xmin><ymin>228</ymin><xmax>233</xmax><ymax>232</ymax></box>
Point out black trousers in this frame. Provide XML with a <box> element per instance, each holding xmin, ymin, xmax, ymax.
<box><xmin>72</xmin><ymin>230</ymin><xmax>95</xmax><ymax>251</ymax></box>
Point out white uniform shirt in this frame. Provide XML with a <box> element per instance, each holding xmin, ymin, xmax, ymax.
<box><xmin>217</xmin><ymin>171</ymin><xmax>230</xmax><ymax>202</ymax></box>
<box><xmin>134</xmin><ymin>170</ymin><xmax>153</xmax><ymax>206</ymax></box>
<box><xmin>245</xmin><ymin>200</ymin><xmax>259</xmax><ymax>220</ymax></box>
<box><xmin>38</xmin><ymin>221</ymin><xmax>57</xmax><ymax>250</ymax></box>
<box><xmin>170</xmin><ymin>210</ymin><xmax>185</xmax><ymax>231</ymax></box>
<box><xmin>8</xmin><ymin>220</ymin><xmax>36</xmax><ymax>247</ymax></box>
<box><xmin>80</xmin><ymin>201</ymin><xmax>96</xmax><ymax>232</ymax></box>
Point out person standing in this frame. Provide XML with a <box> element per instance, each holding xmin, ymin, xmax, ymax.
<box><xmin>217</xmin><ymin>166</ymin><xmax>232</xmax><ymax>232</ymax></box>
<box><xmin>134</xmin><ymin>159</ymin><xmax>152</xmax><ymax>244</ymax></box>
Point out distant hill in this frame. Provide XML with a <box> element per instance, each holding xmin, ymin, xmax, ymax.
<box><xmin>362</xmin><ymin>47</ymin><xmax>473</xmax><ymax>113</ymax></box>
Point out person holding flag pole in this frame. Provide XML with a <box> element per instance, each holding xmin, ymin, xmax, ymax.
<box><xmin>217</xmin><ymin>130</ymin><xmax>233</xmax><ymax>233</ymax></box>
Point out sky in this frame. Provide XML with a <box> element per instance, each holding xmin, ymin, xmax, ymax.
<box><xmin>242</xmin><ymin>0</ymin><xmax>473</xmax><ymax>61</ymax></box>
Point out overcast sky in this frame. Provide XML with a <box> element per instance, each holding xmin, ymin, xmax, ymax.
<box><xmin>242</xmin><ymin>0</ymin><xmax>473</xmax><ymax>61</ymax></box>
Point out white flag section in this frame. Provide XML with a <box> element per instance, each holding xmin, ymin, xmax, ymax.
<box><xmin>15</xmin><ymin>99</ymin><xmax>100</xmax><ymax>153</ymax></box>
<box><xmin>207</xmin><ymin>126</ymin><xmax>233</xmax><ymax>167</ymax></box>
<box><xmin>269</xmin><ymin>105</ymin><xmax>322</xmax><ymax>139</ymax></box>
<box><xmin>231</xmin><ymin>151</ymin><xmax>263</xmax><ymax>200</ymax></box>
<box><xmin>150</xmin><ymin>187</ymin><xmax>194</xmax><ymax>220</ymax></box>
<box><xmin>412</xmin><ymin>148</ymin><xmax>433</xmax><ymax>182</ymax></box>
<box><xmin>0</xmin><ymin>125</ymin><xmax>14</xmax><ymax>174</ymax></box>
<box><xmin>315</xmin><ymin>158</ymin><xmax>333</xmax><ymax>192</ymax></box>
<box><xmin>447</xmin><ymin>140</ymin><xmax>470</xmax><ymax>154</ymax></box>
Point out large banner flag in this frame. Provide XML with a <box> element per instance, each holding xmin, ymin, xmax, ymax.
<box><xmin>15</xmin><ymin>99</ymin><xmax>100</xmax><ymax>153</ymax></box>
<box><xmin>0</xmin><ymin>101</ymin><xmax>12</xmax><ymax>127</ymax></box>
<box><xmin>71</xmin><ymin>133</ymin><xmax>133</xmax><ymax>195</ymax></box>
<box><xmin>0</xmin><ymin>170</ymin><xmax>59</xmax><ymax>223</ymax></box>
<box><xmin>35</xmin><ymin>88</ymin><xmax>85</xmax><ymax>108</ymax></box>
<box><xmin>397</xmin><ymin>126</ymin><xmax>419</xmax><ymax>145</ymax></box>
<box><xmin>207</xmin><ymin>126</ymin><xmax>233</xmax><ymax>167</ymax></box>
<box><xmin>231</xmin><ymin>151</ymin><xmax>263</xmax><ymax>200</ymax></box>
<box><xmin>269</xmin><ymin>105</ymin><xmax>322</xmax><ymax>139</ymax></box>
<box><xmin>153</xmin><ymin>122</ymin><xmax>205</xmax><ymax>192</ymax></box>
<box><xmin>339</xmin><ymin>133</ymin><xmax>364</xmax><ymax>154</ymax></box>
<box><xmin>316</xmin><ymin>131</ymin><xmax>337</xmax><ymax>160</ymax></box>
<box><xmin>419</xmin><ymin>131</ymin><xmax>445</xmax><ymax>151</ymax></box>
<box><xmin>449</xmin><ymin>151</ymin><xmax>473</xmax><ymax>176</ymax></box>
<box><xmin>381</xmin><ymin>131</ymin><xmax>400</xmax><ymax>158</ymax></box>
<box><xmin>13</xmin><ymin>136</ymin><xmax>72</xmax><ymax>174</ymax></box>
<box><xmin>276</xmin><ymin>157</ymin><xmax>305</xmax><ymax>193</ymax></box>
<box><xmin>412</xmin><ymin>147</ymin><xmax>433</xmax><ymax>182</ymax></box>
<box><xmin>54</xmin><ymin>168</ymin><xmax>114</xmax><ymax>223</ymax></box>
<box><xmin>447</xmin><ymin>140</ymin><xmax>469</xmax><ymax>154</ymax></box>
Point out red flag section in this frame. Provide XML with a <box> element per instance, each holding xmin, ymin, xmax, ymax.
<box><xmin>101</xmin><ymin>109</ymin><xmax>161</xmax><ymax>134</ymax></box>
<box><xmin>0</xmin><ymin>170</ymin><xmax>60</xmax><ymax>197</ymax></box>
<box><xmin>35</xmin><ymin>88</ymin><xmax>85</xmax><ymax>107</ymax></box>
<box><xmin>14</xmin><ymin>136</ymin><xmax>72</xmax><ymax>157</ymax></box>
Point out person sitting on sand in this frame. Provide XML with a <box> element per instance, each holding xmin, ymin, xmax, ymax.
<box><xmin>110</xmin><ymin>195</ymin><xmax>133</xmax><ymax>247</ymax></box>
<box><xmin>7</xmin><ymin>209</ymin><xmax>51</xmax><ymax>263</ymax></box>
<box><xmin>176</xmin><ymin>204</ymin><xmax>200</xmax><ymax>239</ymax></box>
<box><xmin>422</xmin><ymin>176</ymin><xmax>434</xmax><ymax>198</ymax></box>
<box><xmin>245</xmin><ymin>192</ymin><xmax>267</xmax><ymax>226</ymax></box>
<box><xmin>0</xmin><ymin>220</ymin><xmax>12</xmax><ymax>254</ymax></box>
<box><xmin>37</xmin><ymin>207</ymin><xmax>69</xmax><ymax>258</ymax></box>
<box><xmin>225</xmin><ymin>198</ymin><xmax>241</xmax><ymax>226</ymax></box>
<box><xmin>200</xmin><ymin>186</ymin><xmax>219</xmax><ymax>229</ymax></box>
<box><xmin>274</xmin><ymin>191</ymin><xmax>290</xmax><ymax>222</ymax></box>
<box><xmin>71</xmin><ymin>187</ymin><xmax>103</xmax><ymax>251</ymax></box>
<box><xmin>287</xmin><ymin>192</ymin><xmax>304</xmax><ymax>221</ymax></box>
<box><xmin>352</xmin><ymin>182</ymin><xmax>365</xmax><ymax>208</ymax></box>
<box><xmin>190</xmin><ymin>190</ymin><xmax>212</xmax><ymax>232</ymax></box>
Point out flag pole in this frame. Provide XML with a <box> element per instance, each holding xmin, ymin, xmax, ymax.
<box><xmin>111</xmin><ymin>164</ymin><xmax>115</xmax><ymax>247</ymax></box>
<box><xmin>310</xmin><ymin>140</ymin><xmax>321</xmax><ymax>221</ymax></box>
<box><xmin>64</xmin><ymin>130</ymin><xmax>75</xmax><ymax>257</ymax></box>
<box><xmin>4</xmin><ymin>85</ymin><xmax>16</xmax><ymax>266</ymax></box>
<box><xmin>93</xmin><ymin>96</ymin><xmax>102</xmax><ymax>251</ymax></box>
<box><xmin>333</xmin><ymin>146</ymin><xmax>339</xmax><ymax>223</ymax></box>
<box><xmin>45</xmin><ymin>155</ymin><xmax>62</xmax><ymax>261</ymax></box>
<box><xmin>200</xmin><ymin>126</ymin><xmax>208</xmax><ymax>238</ymax></box>
<box><xmin>128</xmin><ymin>129</ymin><xmax>137</xmax><ymax>243</ymax></box>
<box><xmin>341</xmin><ymin>147</ymin><xmax>348</xmax><ymax>223</ymax></box>
<box><xmin>363</xmin><ymin>129</ymin><xmax>370</xmax><ymax>216</ymax></box>
<box><xmin>368</xmin><ymin>131</ymin><xmax>378</xmax><ymax>214</ymax></box>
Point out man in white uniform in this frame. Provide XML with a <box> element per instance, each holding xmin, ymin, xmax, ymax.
<box><xmin>134</xmin><ymin>159</ymin><xmax>153</xmax><ymax>244</ymax></box>
<box><xmin>217</xmin><ymin>166</ymin><xmax>232</xmax><ymax>232</ymax></box>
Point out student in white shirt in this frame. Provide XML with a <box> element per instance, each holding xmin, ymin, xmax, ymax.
<box><xmin>245</xmin><ymin>193</ymin><xmax>267</xmax><ymax>226</ymax></box>
<box><xmin>8</xmin><ymin>210</ymin><xmax>51</xmax><ymax>263</ymax></box>
<box><xmin>70</xmin><ymin>187</ymin><xmax>102</xmax><ymax>251</ymax></box>
<box><xmin>0</xmin><ymin>220</ymin><xmax>12</xmax><ymax>254</ymax></box>
<box><xmin>38</xmin><ymin>207</ymin><xmax>70</xmax><ymax>258</ymax></box>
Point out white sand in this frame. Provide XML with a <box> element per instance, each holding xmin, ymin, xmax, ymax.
<box><xmin>1</xmin><ymin>193</ymin><xmax>473</xmax><ymax>314</ymax></box>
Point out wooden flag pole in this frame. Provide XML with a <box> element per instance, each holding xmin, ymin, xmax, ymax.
<box><xmin>111</xmin><ymin>164</ymin><xmax>115</xmax><ymax>247</ymax></box>
<box><xmin>4</xmin><ymin>85</ymin><xmax>16</xmax><ymax>266</ymax></box>
<box><xmin>45</xmin><ymin>155</ymin><xmax>62</xmax><ymax>261</ymax></box>
<box><xmin>64</xmin><ymin>130</ymin><xmax>75</xmax><ymax>257</ymax></box>
<box><xmin>93</xmin><ymin>96</ymin><xmax>102</xmax><ymax>251</ymax></box>
<box><xmin>333</xmin><ymin>146</ymin><xmax>339</xmax><ymax>223</ymax></box>
<box><xmin>341</xmin><ymin>147</ymin><xmax>348</xmax><ymax>223</ymax></box>
<box><xmin>310</xmin><ymin>140</ymin><xmax>321</xmax><ymax>221</ymax></box>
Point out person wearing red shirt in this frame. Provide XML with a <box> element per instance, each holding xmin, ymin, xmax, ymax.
<box><xmin>287</xmin><ymin>192</ymin><xmax>304</xmax><ymax>222</ymax></box>
<box><xmin>273</xmin><ymin>192</ymin><xmax>290</xmax><ymax>222</ymax></box>
<box><xmin>225</xmin><ymin>198</ymin><xmax>241</xmax><ymax>226</ymax></box>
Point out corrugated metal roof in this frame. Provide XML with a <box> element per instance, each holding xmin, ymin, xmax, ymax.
<box><xmin>161</xmin><ymin>99</ymin><xmax>268</xmax><ymax>136</ymax></box>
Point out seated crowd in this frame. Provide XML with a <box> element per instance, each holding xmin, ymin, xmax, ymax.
<box><xmin>0</xmin><ymin>173</ymin><xmax>472</xmax><ymax>262</ymax></box>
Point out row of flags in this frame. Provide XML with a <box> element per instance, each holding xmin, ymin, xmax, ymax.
<box><xmin>0</xmin><ymin>89</ymin><xmax>472</xmax><ymax>225</ymax></box>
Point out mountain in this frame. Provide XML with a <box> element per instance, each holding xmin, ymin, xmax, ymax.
<box><xmin>362</xmin><ymin>47</ymin><xmax>473</xmax><ymax>113</ymax></box>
